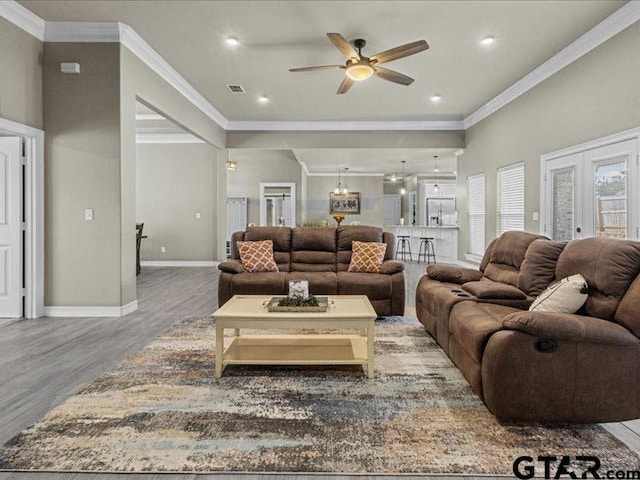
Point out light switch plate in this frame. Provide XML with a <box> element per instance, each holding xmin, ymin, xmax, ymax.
<box><xmin>532</xmin><ymin>211</ymin><xmax>539</xmax><ymax>221</ymax></box>
<box><xmin>196</xmin><ymin>212</ymin><xmax>201</xmax><ymax>219</ymax></box>
<box><xmin>85</xmin><ymin>208</ymin><xmax>94</xmax><ymax>221</ymax></box>
<box><xmin>161</xmin><ymin>246</ymin><xmax>166</xmax><ymax>253</ymax></box>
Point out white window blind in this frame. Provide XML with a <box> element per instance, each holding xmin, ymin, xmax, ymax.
<box><xmin>497</xmin><ymin>163</ymin><xmax>525</xmax><ymax>235</ymax></box>
<box><xmin>468</xmin><ymin>173</ymin><xmax>485</xmax><ymax>256</ymax></box>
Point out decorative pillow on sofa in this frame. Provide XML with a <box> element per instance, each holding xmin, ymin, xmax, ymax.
<box><xmin>237</xmin><ymin>240</ymin><xmax>278</xmax><ymax>273</ymax></box>
<box><xmin>529</xmin><ymin>273</ymin><xmax>588</xmax><ymax>313</ymax></box>
<box><xmin>348</xmin><ymin>241</ymin><xmax>387</xmax><ymax>273</ymax></box>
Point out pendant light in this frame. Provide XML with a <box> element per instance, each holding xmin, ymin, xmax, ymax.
<box><xmin>334</xmin><ymin>168</ymin><xmax>348</xmax><ymax>194</ymax></box>
<box><xmin>225</xmin><ymin>151</ymin><xmax>237</xmax><ymax>171</ymax></box>
<box><xmin>433</xmin><ymin>155</ymin><xmax>439</xmax><ymax>193</ymax></box>
<box><xmin>400</xmin><ymin>161</ymin><xmax>407</xmax><ymax>195</ymax></box>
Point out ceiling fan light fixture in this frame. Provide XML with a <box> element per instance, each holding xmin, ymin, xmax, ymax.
<box><xmin>226</xmin><ymin>159</ymin><xmax>237</xmax><ymax>171</ymax></box>
<box><xmin>345</xmin><ymin>63</ymin><xmax>374</xmax><ymax>81</ymax></box>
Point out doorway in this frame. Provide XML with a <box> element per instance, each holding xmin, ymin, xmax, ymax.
<box><xmin>259</xmin><ymin>183</ymin><xmax>296</xmax><ymax>227</ymax></box>
<box><xmin>541</xmin><ymin>130</ymin><xmax>639</xmax><ymax>241</ymax></box>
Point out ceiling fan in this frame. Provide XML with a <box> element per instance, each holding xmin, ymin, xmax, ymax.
<box><xmin>289</xmin><ymin>33</ymin><xmax>429</xmax><ymax>94</ymax></box>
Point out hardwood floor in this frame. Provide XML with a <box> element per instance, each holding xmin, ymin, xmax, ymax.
<box><xmin>0</xmin><ymin>263</ymin><xmax>638</xmax><ymax>480</ymax></box>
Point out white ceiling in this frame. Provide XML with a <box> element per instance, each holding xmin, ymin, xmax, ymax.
<box><xmin>20</xmin><ymin>0</ymin><xmax>623</xmax><ymax>122</ymax></box>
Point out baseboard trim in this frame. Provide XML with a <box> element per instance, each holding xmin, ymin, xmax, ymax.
<box><xmin>44</xmin><ymin>300</ymin><xmax>138</xmax><ymax>318</ymax></box>
<box><xmin>140</xmin><ymin>261</ymin><xmax>218</xmax><ymax>267</ymax></box>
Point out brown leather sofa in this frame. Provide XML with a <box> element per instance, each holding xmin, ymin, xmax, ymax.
<box><xmin>416</xmin><ymin>231</ymin><xmax>640</xmax><ymax>423</ymax></box>
<box><xmin>218</xmin><ymin>225</ymin><xmax>405</xmax><ymax>316</ymax></box>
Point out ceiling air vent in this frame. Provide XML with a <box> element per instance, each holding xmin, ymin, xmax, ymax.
<box><xmin>226</xmin><ymin>84</ymin><xmax>246</xmax><ymax>94</ymax></box>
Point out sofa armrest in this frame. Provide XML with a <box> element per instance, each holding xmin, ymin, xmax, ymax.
<box><xmin>462</xmin><ymin>279</ymin><xmax>527</xmax><ymax>300</ymax></box>
<box><xmin>379</xmin><ymin>260</ymin><xmax>404</xmax><ymax>274</ymax></box>
<box><xmin>218</xmin><ymin>260</ymin><xmax>245</xmax><ymax>274</ymax></box>
<box><xmin>427</xmin><ymin>264</ymin><xmax>483</xmax><ymax>284</ymax></box>
<box><xmin>502</xmin><ymin>311</ymin><xmax>640</xmax><ymax>346</ymax></box>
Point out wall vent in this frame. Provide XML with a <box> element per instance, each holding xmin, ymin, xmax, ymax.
<box><xmin>226</xmin><ymin>84</ymin><xmax>246</xmax><ymax>93</ymax></box>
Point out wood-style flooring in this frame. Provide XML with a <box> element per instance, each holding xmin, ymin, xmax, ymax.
<box><xmin>0</xmin><ymin>263</ymin><xmax>638</xmax><ymax>480</ymax></box>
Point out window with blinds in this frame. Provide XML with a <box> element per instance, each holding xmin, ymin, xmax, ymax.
<box><xmin>497</xmin><ymin>163</ymin><xmax>525</xmax><ymax>235</ymax></box>
<box><xmin>467</xmin><ymin>173</ymin><xmax>485</xmax><ymax>256</ymax></box>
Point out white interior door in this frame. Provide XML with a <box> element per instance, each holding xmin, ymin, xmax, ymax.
<box><xmin>0</xmin><ymin>137</ymin><xmax>23</xmax><ymax>318</ymax></box>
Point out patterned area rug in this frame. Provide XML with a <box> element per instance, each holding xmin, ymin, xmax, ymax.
<box><xmin>1</xmin><ymin>316</ymin><xmax>638</xmax><ymax>474</ymax></box>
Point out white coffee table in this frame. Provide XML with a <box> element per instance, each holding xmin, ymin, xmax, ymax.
<box><xmin>212</xmin><ymin>295</ymin><xmax>377</xmax><ymax>378</ymax></box>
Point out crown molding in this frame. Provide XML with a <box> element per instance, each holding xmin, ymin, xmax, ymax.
<box><xmin>136</xmin><ymin>113</ymin><xmax>166</xmax><ymax>121</ymax></box>
<box><xmin>307</xmin><ymin>172</ymin><xmax>385</xmax><ymax>177</ymax></box>
<box><xmin>226</xmin><ymin>120</ymin><xmax>465</xmax><ymax>132</ymax></box>
<box><xmin>136</xmin><ymin>132</ymin><xmax>205</xmax><ymax>144</ymax></box>
<box><xmin>0</xmin><ymin>0</ymin><xmax>44</xmax><ymax>40</ymax></box>
<box><xmin>463</xmin><ymin>0</ymin><xmax>640</xmax><ymax>129</ymax></box>
<box><xmin>45</xmin><ymin>21</ymin><xmax>120</xmax><ymax>42</ymax></box>
<box><xmin>118</xmin><ymin>23</ymin><xmax>229</xmax><ymax>129</ymax></box>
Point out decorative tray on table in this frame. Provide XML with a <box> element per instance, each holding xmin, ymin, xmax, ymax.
<box><xmin>266</xmin><ymin>296</ymin><xmax>329</xmax><ymax>313</ymax></box>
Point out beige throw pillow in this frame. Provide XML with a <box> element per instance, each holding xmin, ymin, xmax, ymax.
<box><xmin>348</xmin><ymin>241</ymin><xmax>387</xmax><ymax>273</ymax></box>
<box><xmin>529</xmin><ymin>274</ymin><xmax>588</xmax><ymax>313</ymax></box>
<box><xmin>237</xmin><ymin>240</ymin><xmax>278</xmax><ymax>273</ymax></box>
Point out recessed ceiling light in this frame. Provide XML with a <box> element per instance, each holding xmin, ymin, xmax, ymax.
<box><xmin>430</xmin><ymin>94</ymin><xmax>442</xmax><ymax>102</ymax></box>
<box><xmin>480</xmin><ymin>36</ymin><xmax>496</xmax><ymax>46</ymax></box>
<box><xmin>258</xmin><ymin>95</ymin><xmax>269</xmax><ymax>103</ymax></box>
<box><xmin>225</xmin><ymin>37</ymin><xmax>240</xmax><ymax>47</ymax></box>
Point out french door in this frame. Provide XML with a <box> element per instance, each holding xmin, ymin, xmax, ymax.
<box><xmin>543</xmin><ymin>139</ymin><xmax>638</xmax><ymax>241</ymax></box>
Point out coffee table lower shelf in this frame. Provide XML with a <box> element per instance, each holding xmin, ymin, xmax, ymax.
<box><xmin>220</xmin><ymin>334</ymin><xmax>369</xmax><ymax>376</ymax></box>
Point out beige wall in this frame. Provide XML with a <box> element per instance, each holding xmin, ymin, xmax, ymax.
<box><xmin>306</xmin><ymin>175</ymin><xmax>384</xmax><ymax>226</ymax></box>
<box><xmin>136</xmin><ymin>143</ymin><xmax>218</xmax><ymax>261</ymax></box>
<box><xmin>120</xmin><ymin>46</ymin><xmax>226</xmax><ymax>303</ymax></box>
<box><xmin>226</xmin><ymin>150</ymin><xmax>302</xmax><ymax>226</ymax></box>
<box><xmin>43</xmin><ymin>41</ymin><xmax>227</xmax><ymax>308</ymax></box>
<box><xmin>458</xmin><ymin>22</ymin><xmax>640</xmax><ymax>260</ymax></box>
<box><xmin>44</xmin><ymin>43</ymin><xmax>122</xmax><ymax>307</ymax></box>
<box><xmin>0</xmin><ymin>18</ymin><xmax>43</xmax><ymax>129</ymax></box>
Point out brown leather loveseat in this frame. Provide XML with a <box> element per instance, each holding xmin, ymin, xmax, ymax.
<box><xmin>218</xmin><ymin>225</ymin><xmax>405</xmax><ymax>316</ymax></box>
<box><xmin>416</xmin><ymin>231</ymin><xmax>640</xmax><ymax>423</ymax></box>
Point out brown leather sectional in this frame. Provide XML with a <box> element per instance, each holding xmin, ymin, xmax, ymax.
<box><xmin>218</xmin><ymin>225</ymin><xmax>405</xmax><ymax>316</ymax></box>
<box><xmin>416</xmin><ymin>231</ymin><xmax>640</xmax><ymax>423</ymax></box>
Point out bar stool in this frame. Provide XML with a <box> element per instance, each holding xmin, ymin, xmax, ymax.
<box><xmin>418</xmin><ymin>237</ymin><xmax>436</xmax><ymax>264</ymax></box>
<box><xmin>396</xmin><ymin>235</ymin><xmax>413</xmax><ymax>261</ymax></box>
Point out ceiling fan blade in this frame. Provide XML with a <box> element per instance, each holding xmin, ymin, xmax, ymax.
<box><xmin>370</xmin><ymin>40</ymin><xmax>429</xmax><ymax>65</ymax></box>
<box><xmin>289</xmin><ymin>65</ymin><xmax>345</xmax><ymax>72</ymax></box>
<box><xmin>336</xmin><ymin>76</ymin><xmax>354</xmax><ymax>94</ymax></box>
<box><xmin>374</xmin><ymin>66</ymin><xmax>414</xmax><ymax>86</ymax></box>
<box><xmin>327</xmin><ymin>33</ymin><xmax>360</xmax><ymax>60</ymax></box>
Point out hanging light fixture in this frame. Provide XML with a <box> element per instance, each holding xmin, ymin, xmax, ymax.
<box><xmin>334</xmin><ymin>168</ymin><xmax>348</xmax><ymax>194</ymax></box>
<box><xmin>390</xmin><ymin>173</ymin><xmax>397</xmax><ymax>182</ymax></box>
<box><xmin>225</xmin><ymin>152</ymin><xmax>237</xmax><ymax>171</ymax></box>
<box><xmin>433</xmin><ymin>155</ymin><xmax>439</xmax><ymax>193</ymax></box>
<box><xmin>400</xmin><ymin>160</ymin><xmax>407</xmax><ymax>195</ymax></box>
<box><xmin>342</xmin><ymin>167</ymin><xmax>349</xmax><ymax>194</ymax></box>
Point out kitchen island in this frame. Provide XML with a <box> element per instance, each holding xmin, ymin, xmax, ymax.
<box><xmin>384</xmin><ymin>225</ymin><xmax>458</xmax><ymax>264</ymax></box>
